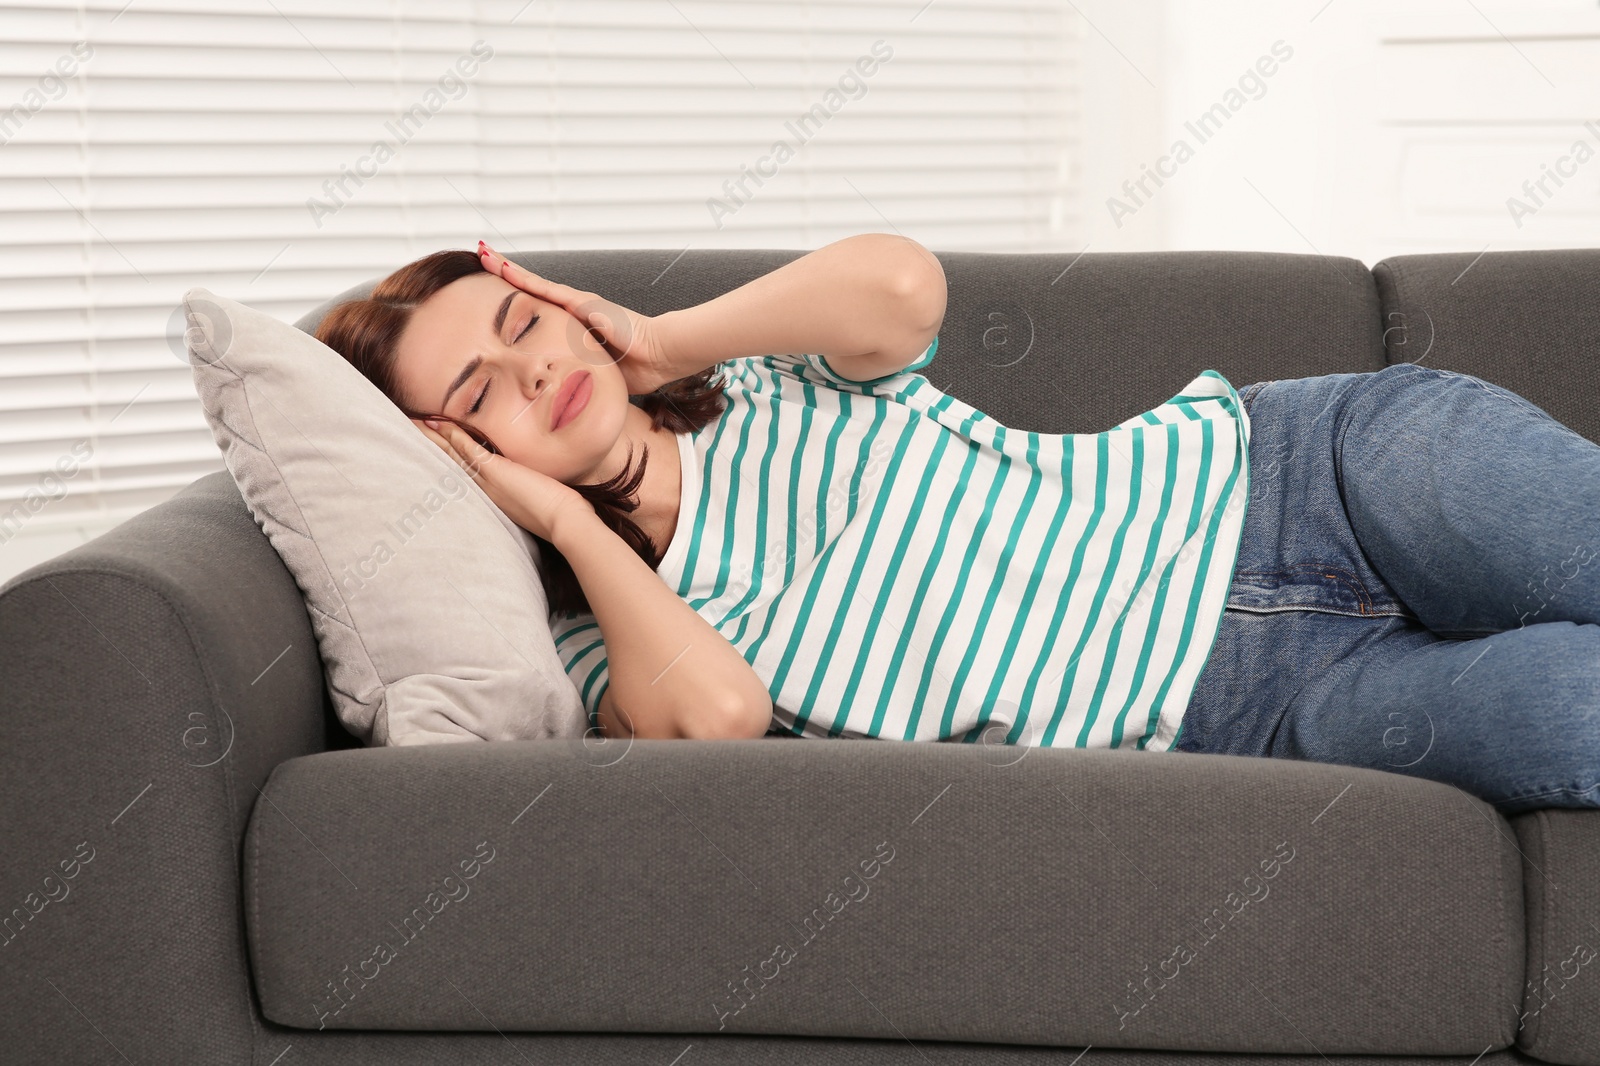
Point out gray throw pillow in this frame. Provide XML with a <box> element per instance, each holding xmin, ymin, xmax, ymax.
<box><xmin>181</xmin><ymin>287</ymin><xmax>586</xmax><ymax>746</ymax></box>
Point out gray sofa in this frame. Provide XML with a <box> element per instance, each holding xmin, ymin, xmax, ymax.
<box><xmin>4</xmin><ymin>246</ymin><xmax>1600</xmax><ymax>1066</ymax></box>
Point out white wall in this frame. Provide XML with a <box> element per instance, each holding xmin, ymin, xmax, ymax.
<box><xmin>1068</xmin><ymin>0</ymin><xmax>1172</xmax><ymax>251</ymax></box>
<box><xmin>1076</xmin><ymin>0</ymin><xmax>1600</xmax><ymax>266</ymax></box>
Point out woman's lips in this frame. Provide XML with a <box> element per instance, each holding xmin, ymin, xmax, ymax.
<box><xmin>551</xmin><ymin>370</ymin><xmax>592</xmax><ymax>430</ymax></box>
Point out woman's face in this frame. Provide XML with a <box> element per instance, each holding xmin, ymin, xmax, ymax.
<box><xmin>392</xmin><ymin>271</ymin><xmax>627</xmax><ymax>484</ymax></box>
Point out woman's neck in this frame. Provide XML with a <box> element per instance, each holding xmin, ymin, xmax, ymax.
<box><xmin>624</xmin><ymin>405</ymin><xmax>681</xmax><ymax>555</ymax></box>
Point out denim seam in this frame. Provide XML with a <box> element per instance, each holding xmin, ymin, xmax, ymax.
<box><xmin>1502</xmin><ymin>778</ymin><xmax>1600</xmax><ymax>806</ymax></box>
<box><xmin>1221</xmin><ymin>602</ymin><xmax>1419</xmax><ymax>621</ymax></box>
<box><xmin>1232</xmin><ymin>561</ymin><xmax>1400</xmax><ymax>615</ymax></box>
<box><xmin>1241</xmin><ymin>380</ymin><xmax>1269</xmax><ymax>415</ymax></box>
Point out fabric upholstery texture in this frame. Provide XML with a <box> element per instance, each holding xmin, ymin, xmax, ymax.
<box><xmin>1512</xmin><ymin>810</ymin><xmax>1600</xmax><ymax>1063</ymax></box>
<box><xmin>247</xmin><ymin>737</ymin><xmax>1524</xmax><ymax>1053</ymax></box>
<box><xmin>1374</xmin><ymin>248</ymin><xmax>1600</xmax><ymax>446</ymax></box>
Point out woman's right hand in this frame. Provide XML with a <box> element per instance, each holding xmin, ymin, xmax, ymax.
<box><xmin>412</xmin><ymin>418</ymin><xmax>596</xmax><ymax>543</ymax></box>
<box><xmin>477</xmin><ymin>241</ymin><xmax>680</xmax><ymax>396</ymax></box>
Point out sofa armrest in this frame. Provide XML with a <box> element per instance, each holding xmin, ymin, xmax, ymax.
<box><xmin>0</xmin><ymin>469</ymin><xmax>327</xmax><ymax>1063</ymax></box>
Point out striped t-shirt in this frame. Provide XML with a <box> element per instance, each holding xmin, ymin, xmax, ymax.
<box><xmin>550</xmin><ymin>335</ymin><xmax>1251</xmax><ymax>751</ymax></box>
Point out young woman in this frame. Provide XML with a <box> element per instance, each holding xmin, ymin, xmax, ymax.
<box><xmin>316</xmin><ymin>235</ymin><xmax>1600</xmax><ymax>816</ymax></box>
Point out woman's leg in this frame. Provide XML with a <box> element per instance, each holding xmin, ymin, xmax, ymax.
<box><xmin>1336</xmin><ymin>362</ymin><xmax>1600</xmax><ymax>636</ymax></box>
<box><xmin>1179</xmin><ymin>365</ymin><xmax>1600</xmax><ymax>814</ymax></box>
<box><xmin>1270</xmin><ymin>617</ymin><xmax>1600</xmax><ymax>815</ymax></box>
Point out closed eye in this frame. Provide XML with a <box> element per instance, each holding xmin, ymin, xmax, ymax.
<box><xmin>468</xmin><ymin>313</ymin><xmax>541</xmax><ymax>415</ymax></box>
<box><xmin>514</xmin><ymin>312</ymin><xmax>539</xmax><ymax>343</ymax></box>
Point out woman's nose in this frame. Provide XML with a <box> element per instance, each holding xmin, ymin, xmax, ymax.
<box><xmin>517</xmin><ymin>358</ymin><xmax>555</xmax><ymax>402</ymax></box>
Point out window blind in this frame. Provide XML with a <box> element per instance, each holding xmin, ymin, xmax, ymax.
<box><xmin>0</xmin><ymin>0</ymin><xmax>1080</xmax><ymax>569</ymax></box>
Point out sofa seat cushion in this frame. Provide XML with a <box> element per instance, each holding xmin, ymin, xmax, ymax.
<box><xmin>245</xmin><ymin>739</ymin><xmax>1525</xmax><ymax>1053</ymax></box>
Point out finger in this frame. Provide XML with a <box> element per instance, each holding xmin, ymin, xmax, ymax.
<box><xmin>583</xmin><ymin>311</ymin><xmax>625</xmax><ymax>359</ymax></box>
<box><xmin>478</xmin><ymin>242</ymin><xmax>590</xmax><ymax>308</ymax></box>
<box><xmin>594</xmin><ymin>310</ymin><xmax>645</xmax><ymax>357</ymax></box>
<box><xmin>412</xmin><ymin>417</ymin><xmax>468</xmax><ymax>467</ymax></box>
<box><xmin>581</xmin><ymin>307</ymin><xmax>642</xmax><ymax>365</ymax></box>
<box><xmin>442</xmin><ymin>423</ymin><xmax>493</xmax><ymax>475</ymax></box>
<box><xmin>412</xmin><ymin>419</ymin><xmax>453</xmax><ymax>452</ymax></box>
<box><xmin>414</xmin><ymin>419</ymin><xmax>467</xmax><ymax>460</ymax></box>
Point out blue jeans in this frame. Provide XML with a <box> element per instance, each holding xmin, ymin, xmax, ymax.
<box><xmin>1173</xmin><ymin>362</ymin><xmax>1600</xmax><ymax>816</ymax></box>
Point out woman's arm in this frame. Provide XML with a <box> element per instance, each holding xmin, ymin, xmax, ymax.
<box><xmin>657</xmin><ymin>232</ymin><xmax>946</xmax><ymax>384</ymax></box>
<box><xmin>549</xmin><ymin>508</ymin><xmax>773</xmax><ymax>740</ymax></box>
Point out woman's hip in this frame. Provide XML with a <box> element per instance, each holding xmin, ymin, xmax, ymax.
<box><xmin>1177</xmin><ymin>366</ymin><xmax>1427</xmax><ymax>757</ymax></box>
<box><xmin>1226</xmin><ymin>369</ymin><xmax>1419</xmax><ymax>621</ymax></box>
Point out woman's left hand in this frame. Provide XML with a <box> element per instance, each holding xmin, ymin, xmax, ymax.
<box><xmin>478</xmin><ymin>241</ymin><xmax>681</xmax><ymax>396</ymax></box>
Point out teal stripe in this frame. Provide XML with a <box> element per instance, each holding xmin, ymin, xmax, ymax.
<box><xmin>1056</xmin><ymin>422</ymin><xmax>1158</xmax><ymax>739</ymax></box>
<box><xmin>1135</xmin><ymin>429</ymin><xmax>1233</xmax><ymax>750</ymax></box>
<box><xmin>1121</xmin><ymin>419</ymin><xmax>1217</xmax><ymax>747</ymax></box>
<box><xmin>726</xmin><ymin>361</ymin><xmax>822</xmax><ymax>646</ymax></box>
<box><xmin>938</xmin><ymin>430</ymin><xmax>1044</xmax><ymax>739</ymax></box>
<box><xmin>1037</xmin><ymin>431</ymin><xmax>1141</xmax><ymax>747</ymax></box>
<box><xmin>971</xmin><ymin>433</ymin><xmax>1074</xmax><ymax>744</ymax></box>
<box><xmin>701</xmin><ymin>367</ymin><xmax>766</xmax><ymax>607</ymax></box>
<box><xmin>895</xmin><ymin>422</ymin><xmax>1013</xmax><ymax>740</ymax></box>
<box><xmin>998</xmin><ymin>434</ymin><xmax>1092</xmax><ymax>745</ymax></box>
<box><xmin>675</xmin><ymin>375</ymin><xmax>742</xmax><ymax>599</ymax></box>
<box><xmin>1136</xmin><ymin>389</ymin><xmax>1249</xmax><ymax>750</ymax></box>
<box><xmin>1100</xmin><ymin>422</ymin><xmax>1181</xmax><ymax>748</ymax></box>
<box><xmin>552</xmin><ymin>618</ymin><xmax>608</xmax><ymax>722</ymax></box>
<box><xmin>1111</xmin><ymin>423</ymin><xmax>1209</xmax><ymax>747</ymax></box>
<box><xmin>781</xmin><ymin>390</ymin><xmax>897</xmax><ymax>732</ymax></box>
<box><xmin>890</xmin><ymin>405</ymin><xmax>984</xmax><ymax>740</ymax></box>
<box><xmin>741</xmin><ymin>376</ymin><xmax>853</xmax><ymax>668</ymax></box>
<box><xmin>856</xmin><ymin>405</ymin><xmax>957</xmax><ymax>737</ymax></box>
<box><xmin>1068</xmin><ymin>422</ymin><xmax>1171</xmax><ymax>739</ymax></box>
<box><xmin>821</xmin><ymin>409</ymin><xmax>944</xmax><ymax>736</ymax></box>
<box><xmin>765</xmin><ymin>391</ymin><xmax>894</xmax><ymax>731</ymax></box>
<box><xmin>713</xmin><ymin>362</ymin><xmax>785</xmax><ymax>627</ymax></box>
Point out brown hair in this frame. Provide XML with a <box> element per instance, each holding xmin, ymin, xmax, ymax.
<box><xmin>314</xmin><ymin>248</ymin><xmax>728</xmax><ymax>616</ymax></box>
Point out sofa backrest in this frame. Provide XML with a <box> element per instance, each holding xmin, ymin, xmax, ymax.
<box><xmin>1374</xmin><ymin>249</ymin><xmax>1600</xmax><ymax>446</ymax></box>
<box><xmin>292</xmin><ymin>248</ymin><xmax>1390</xmax><ymax>437</ymax></box>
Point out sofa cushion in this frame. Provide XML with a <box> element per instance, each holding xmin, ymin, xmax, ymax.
<box><xmin>923</xmin><ymin>249</ymin><xmax>1389</xmax><ymax>436</ymax></box>
<box><xmin>1373</xmin><ymin>249</ymin><xmax>1600</xmax><ymax>446</ymax></box>
<box><xmin>182</xmin><ymin>287</ymin><xmax>586</xmax><ymax>746</ymax></box>
<box><xmin>245</xmin><ymin>739</ymin><xmax>1524</xmax><ymax>1054</ymax></box>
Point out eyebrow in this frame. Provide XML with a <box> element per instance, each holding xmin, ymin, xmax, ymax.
<box><xmin>441</xmin><ymin>290</ymin><xmax>517</xmax><ymax>410</ymax></box>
